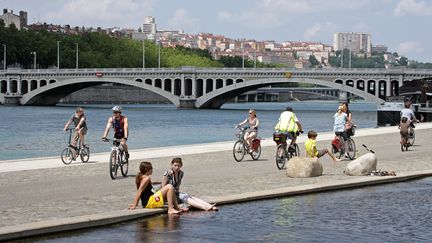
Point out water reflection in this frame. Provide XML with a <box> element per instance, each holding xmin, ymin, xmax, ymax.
<box><xmin>32</xmin><ymin>178</ymin><xmax>432</xmax><ymax>242</ymax></box>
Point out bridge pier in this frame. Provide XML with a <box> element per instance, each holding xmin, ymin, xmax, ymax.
<box><xmin>338</xmin><ymin>91</ymin><xmax>348</xmax><ymax>103</ymax></box>
<box><xmin>178</xmin><ymin>98</ymin><xmax>197</xmax><ymax>109</ymax></box>
<box><xmin>3</xmin><ymin>95</ymin><xmax>22</xmax><ymax>105</ymax></box>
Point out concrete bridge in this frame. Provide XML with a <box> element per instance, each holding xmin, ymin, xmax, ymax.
<box><xmin>1</xmin><ymin>67</ymin><xmax>432</xmax><ymax>108</ymax></box>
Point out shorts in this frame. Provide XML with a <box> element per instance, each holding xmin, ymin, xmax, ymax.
<box><xmin>145</xmin><ymin>191</ymin><xmax>165</xmax><ymax>208</ymax></box>
<box><xmin>73</xmin><ymin>127</ymin><xmax>87</xmax><ymax>141</ymax></box>
<box><xmin>317</xmin><ymin>149</ymin><xmax>328</xmax><ymax>158</ymax></box>
<box><xmin>335</xmin><ymin>132</ymin><xmax>347</xmax><ymax>141</ymax></box>
<box><xmin>285</xmin><ymin>131</ymin><xmax>298</xmax><ymax>140</ymax></box>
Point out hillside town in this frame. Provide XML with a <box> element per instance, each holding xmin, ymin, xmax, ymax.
<box><xmin>0</xmin><ymin>8</ymin><xmax>412</xmax><ymax>69</ymax></box>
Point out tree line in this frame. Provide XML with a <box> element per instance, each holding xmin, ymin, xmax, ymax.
<box><xmin>0</xmin><ymin>22</ymin><xmax>273</xmax><ymax>69</ymax></box>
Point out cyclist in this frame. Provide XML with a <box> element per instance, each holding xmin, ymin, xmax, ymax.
<box><xmin>236</xmin><ymin>109</ymin><xmax>259</xmax><ymax>153</ymax></box>
<box><xmin>274</xmin><ymin>106</ymin><xmax>303</xmax><ymax>152</ymax></box>
<box><xmin>400</xmin><ymin>97</ymin><xmax>419</xmax><ymax>145</ymax></box>
<box><xmin>342</xmin><ymin>102</ymin><xmax>354</xmax><ymax>137</ymax></box>
<box><xmin>102</xmin><ymin>106</ymin><xmax>129</xmax><ymax>161</ymax></box>
<box><xmin>63</xmin><ymin>107</ymin><xmax>87</xmax><ymax>149</ymax></box>
<box><xmin>400</xmin><ymin>97</ymin><xmax>419</xmax><ymax>128</ymax></box>
<box><xmin>333</xmin><ymin>105</ymin><xmax>348</xmax><ymax>158</ymax></box>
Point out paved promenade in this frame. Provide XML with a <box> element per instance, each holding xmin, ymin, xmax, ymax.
<box><xmin>0</xmin><ymin>123</ymin><xmax>431</xmax><ymax>238</ymax></box>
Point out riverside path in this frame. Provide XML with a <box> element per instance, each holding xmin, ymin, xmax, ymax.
<box><xmin>0</xmin><ymin>123</ymin><xmax>432</xmax><ymax>239</ymax></box>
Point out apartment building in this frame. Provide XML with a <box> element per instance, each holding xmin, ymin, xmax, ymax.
<box><xmin>333</xmin><ymin>32</ymin><xmax>371</xmax><ymax>55</ymax></box>
<box><xmin>0</xmin><ymin>8</ymin><xmax>27</xmax><ymax>29</ymax></box>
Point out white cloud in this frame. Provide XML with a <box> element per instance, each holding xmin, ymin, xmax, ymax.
<box><xmin>397</xmin><ymin>41</ymin><xmax>424</xmax><ymax>56</ymax></box>
<box><xmin>43</xmin><ymin>0</ymin><xmax>155</xmax><ymax>27</ymax></box>
<box><xmin>393</xmin><ymin>0</ymin><xmax>432</xmax><ymax>17</ymax></box>
<box><xmin>304</xmin><ymin>24</ymin><xmax>321</xmax><ymax>40</ymax></box>
<box><xmin>216</xmin><ymin>0</ymin><xmax>379</xmax><ymax>30</ymax></box>
<box><xmin>303</xmin><ymin>22</ymin><xmax>337</xmax><ymax>40</ymax></box>
<box><xmin>167</xmin><ymin>9</ymin><xmax>200</xmax><ymax>32</ymax></box>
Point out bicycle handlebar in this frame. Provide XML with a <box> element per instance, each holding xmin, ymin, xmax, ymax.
<box><xmin>102</xmin><ymin>138</ymin><xmax>122</xmax><ymax>143</ymax></box>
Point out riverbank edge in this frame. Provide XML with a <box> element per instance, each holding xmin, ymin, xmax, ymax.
<box><xmin>1</xmin><ymin>170</ymin><xmax>431</xmax><ymax>241</ymax></box>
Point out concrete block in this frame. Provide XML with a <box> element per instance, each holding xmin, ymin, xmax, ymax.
<box><xmin>344</xmin><ymin>152</ymin><xmax>377</xmax><ymax>176</ymax></box>
<box><xmin>286</xmin><ymin>157</ymin><xmax>323</xmax><ymax>178</ymax></box>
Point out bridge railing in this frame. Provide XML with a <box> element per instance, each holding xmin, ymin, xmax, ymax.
<box><xmin>1</xmin><ymin>67</ymin><xmax>432</xmax><ymax>76</ymax></box>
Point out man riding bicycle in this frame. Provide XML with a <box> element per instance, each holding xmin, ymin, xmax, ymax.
<box><xmin>102</xmin><ymin>106</ymin><xmax>129</xmax><ymax>161</ymax></box>
<box><xmin>274</xmin><ymin>107</ymin><xmax>303</xmax><ymax>152</ymax></box>
<box><xmin>63</xmin><ymin>107</ymin><xmax>87</xmax><ymax>149</ymax></box>
<box><xmin>400</xmin><ymin>97</ymin><xmax>419</xmax><ymax>146</ymax></box>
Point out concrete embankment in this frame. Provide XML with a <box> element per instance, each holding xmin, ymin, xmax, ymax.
<box><xmin>0</xmin><ymin>123</ymin><xmax>431</xmax><ymax>240</ymax></box>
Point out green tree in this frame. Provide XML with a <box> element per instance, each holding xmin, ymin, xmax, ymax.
<box><xmin>309</xmin><ymin>55</ymin><xmax>320</xmax><ymax>67</ymax></box>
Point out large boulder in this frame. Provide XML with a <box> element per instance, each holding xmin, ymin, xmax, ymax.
<box><xmin>344</xmin><ymin>152</ymin><xmax>377</xmax><ymax>176</ymax></box>
<box><xmin>286</xmin><ymin>157</ymin><xmax>323</xmax><ymax>178</ymax></box>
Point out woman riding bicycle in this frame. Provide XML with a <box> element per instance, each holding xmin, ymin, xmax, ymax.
<box><xmin>63</xmin><ymin>107</ymin><xmax>87</xmax><ymax>148</ymax></box>
<box><xmin>342</xmin><ymin>102</ymin><xmax>354</xmax><ymax>137</ymax></box>
<box><xmin>333</xmin><ymin>105</ymin><xmax>349</xmax><ymax>158</ymax></box>
<box><xmin>236</xmin><ymin>109</ymin><xmax>259</xmax><ymax>153</ymax></box>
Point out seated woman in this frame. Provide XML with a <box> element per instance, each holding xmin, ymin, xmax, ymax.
<box><xmin>128</xmin><ymin>161</ymin><xmax>187</xmax><ymax>214</ymax></box>
<box><xmin>162</xmin><ymin>157</ymin><xmax>218</xmax><ymax>211</ymax></box>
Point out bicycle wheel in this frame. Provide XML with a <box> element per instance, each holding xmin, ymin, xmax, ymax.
<box><xmin>290</xmin><ymin>143</ymin><xmax>300</xmax><ymax>157</ymax></box>
<box><xmin>408</xmin><ymin>128</ymin><xmax>415</xmax><ymax>146</ymax></box>
<box><xmin>109</xmin><ymin>150</ymin><xmax>118</xmax><ymax>180</ymax></box>
<box><xmin>250</xmin><ymin>144</ymin><xmax>261</xmax><ymax>160</ymax></box>
<box><xmin>80</xmin><ymin>145</ymin><xmax>90</xmax><ymax>163</ymax></box>
<box><xmin>346</xmin><ymin>139</ymin><xmax>356</xmax><ymax>160</ymax></box>
<box><xmin>120</xmin><ymin>152</ymin><xmax>129</xmax><ymax>177</ymax></box>
<box><xmin>276</xmin><ymin>144</ymin><xmax>287</xmax><ymax>170</ymax></box>
<box><xmin>61</xmin><ymin>147</ymin><xmax>74</xmax><ymax>165</ymax></box>
<box><xmin>233</xmin><ymin>140</ymin><xmax>245</xmax><ymax>162</ymax></box>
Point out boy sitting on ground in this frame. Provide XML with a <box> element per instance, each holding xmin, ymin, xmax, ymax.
<box><xmin>305</xmin><ymin>130</ymin><xmax>341</xmax><ymax>162</ymax></box>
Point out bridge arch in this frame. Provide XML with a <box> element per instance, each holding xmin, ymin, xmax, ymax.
<box><xmin>21</xmin><ymin>77</ymin><xmax>180</xmax><ymax>106</ymax></box>
<box><xmin>196</xmin><ymin>77</ymin><xmax>385</xmax><ymax>109</ymax></box>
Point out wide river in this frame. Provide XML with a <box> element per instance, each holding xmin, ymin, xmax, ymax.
<box><xmin>0</xmin><ymin>101</ymin><xmax>377</xmax><ymax>160</ymax></box>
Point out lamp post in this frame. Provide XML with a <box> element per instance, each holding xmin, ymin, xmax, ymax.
<box><xmin>2</xmin><ymin>44</ymin><xmax>5</xmax><ymax>70</ymax></box>
<box><xmin>254</xmin><ymin>50</ymin><xmax>256</xmax><ymax>69</ymax></box>
<box><xmin>75</xmin><ymin>43</ymin><xmax>79</xmax><ymax>69</ymax></box>
<box><xmin>348</xmin><ymin>39</ymin><xmax>352</xmax><ymax>69</ymax></box>
<box><xmin>142</xmin><ymin>40</ymin><xmax>145</xmax><ymax>69</ymax></box>
<box><xmin>242</xmin><ymin>41</ymin><xmax>245</xmax><ymax>68</ymax></box>
<box><xmin>30</xmin><ymin>51</ymin><xmax>37</xmax><ymax>69</ymax></box>
<box><xmin>57</xmin><ymin>41</ymin><xmax>61</xmax><ymax>69</ymax></box>
<box><xmin>340</xmin><ymin>48</ymin><xmax>344</xmax><ymax>68</ymax></box>
<box><xmin>157</xmin><ymin>40</ymin><xmax>161</xmax><ymax>68</ymax></box>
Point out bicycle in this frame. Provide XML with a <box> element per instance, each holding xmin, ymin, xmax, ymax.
<box><xmin>232</xmin><ymin>126</ymin><xmax>261</xmax><ymax>162</ymax></box>
<box><xmin>103</xmin><ymin>138</ymin><xmax>129</xmax><ymax>179</ymax></box>
<box><xmin>273</xmin><ymin>131</ymin><xmax>300</xmax><ymax>170</ymax></box>
<box><xmin>400</xmin><ymin>126</ymin><xmax>414</xmax><ymax>152</ymax></box>
<box><xmin>61</xmin><ymin>128</ymin><xmax>90</xmax><ymax>165</ymax></box>
<box><xmin>332</xmin><ymin>132</ymin><xmax>356</xmax><ymax>160</ymax></box>
<box><xmin>408</xmin><ymin>126</ymin><xmax>415</xmax><ymax>146</ymax></box>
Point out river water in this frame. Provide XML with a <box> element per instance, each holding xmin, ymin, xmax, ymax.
<box><xmin>0</xmin><ymin>101</ymin><xmax>377</xmax><ymax>160</ymax></box>
<box><xmin>31</xmin><ymin>177</ymin><xmax>432</xmax><ymax>242</ymax></box>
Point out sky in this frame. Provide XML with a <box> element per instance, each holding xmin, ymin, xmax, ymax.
<box><xmin>3</xmin><ymin>0</ymin><xmax>432</xmax><ymax>62</ymax></box>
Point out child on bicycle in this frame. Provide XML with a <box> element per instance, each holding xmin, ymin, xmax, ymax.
<box><xmin>128</xmin><ymin>161</ymin><xmax>188</xmax><ymax>214</ymax></box>
<box><xmin>162</xmin><ymin>157</ymin><xmax>218</xmax><ymax>211</ymax></box>
<box><xmin>305</xmin><ymin>130</ymin><xmax>340</xmax><ymax>162</ymax></box>
<box><xmin>399</xmin><ymin>117</ymin><xmax>410</xmax><ymax>146</ymax></box>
